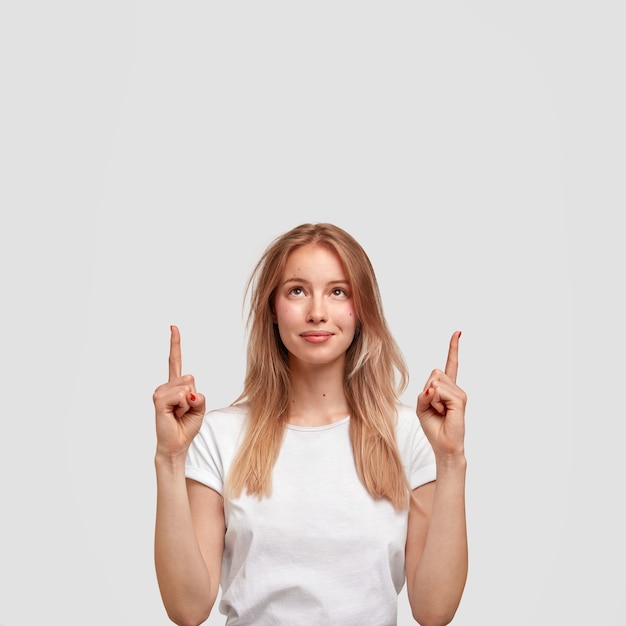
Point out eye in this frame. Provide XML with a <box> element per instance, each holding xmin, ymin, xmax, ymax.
<box><xmin>331</xmin><ymin>287</ymin><xmax>348</xmax><ymax>298</ymax></box>
<box><xmin>288</xmin><ymin>286</ymin><xmax>305</xmax><ymax>297</ymax></box>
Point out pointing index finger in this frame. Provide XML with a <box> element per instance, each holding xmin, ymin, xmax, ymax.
<box><xmin>444</xmin><ymin>331</ymin><xmax>461</xmax><ymax>383</ymax></box>
<box><xmin>168</xmin><ymin>325</ymin><xmax>182</xmax><ymax>382</ymax></box>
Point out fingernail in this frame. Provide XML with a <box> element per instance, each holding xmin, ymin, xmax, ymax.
<box><xmin>458</xmin><ymin>331</ymin><xmax>462</xmax><ymax>339</ymax></box>
<box><xmin>190</xmin><ymin>393</ymin><xmax>196</xmax><ymax>401</ymax></box>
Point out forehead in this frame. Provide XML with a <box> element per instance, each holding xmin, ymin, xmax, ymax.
<box><xmin>282</xmin><ymin>243</ymin><xmax>348</xmax><ymax>278</ymax></box>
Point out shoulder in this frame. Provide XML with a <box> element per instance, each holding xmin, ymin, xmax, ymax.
<box><xmin>186</xmin><ymin>403</ymin><xmax>250</xmax><ymax>481</ymax></box>
<box><xmin>204</xmin><ymin>402</ymin><xmax>250</xmax><ymax>426</ymax></box>
<box><xmin>394</xmin><ymin>403</ymin><xmax>419</xmax><ymax>436</ymax></box>
<box><xmin>196</xmin><ymin>402</ymin><xmax>250</xmax><ymax>443</ymax></box>
<box><xmin>394</xmin><ymin>402</ymin><xmax>433</xmax><ymax>455</ymax></box>
<box><xmin>393</xmin><ymin>403</ymin><xmax>436</xmax><ymax>486</ymax></box>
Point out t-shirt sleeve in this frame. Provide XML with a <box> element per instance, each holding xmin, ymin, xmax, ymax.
<box><xmin>185</xmin><ymin>415</ymin><xmax>226</xmax><ymax>495</ymax></box>
<box><xmin>185</xmin><ymin>406</ymin><xmax>248</xmax><ymax>495</ymax></box>
<box><xmin>396</xmin><ymin>404</ymin><xmax>437</xmax><ymax>490</ymax></box>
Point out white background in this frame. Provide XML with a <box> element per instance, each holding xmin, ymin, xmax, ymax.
<box><xmin>1</xmin><ymin>2</ymin><xmax>624</xmax><ymax>625</ymax></box>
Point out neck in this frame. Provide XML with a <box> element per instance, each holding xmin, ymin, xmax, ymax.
<box><xmin>286</xmin><ymin>360</ymin><xmax>350</xmax><ymax>427</ymax></box>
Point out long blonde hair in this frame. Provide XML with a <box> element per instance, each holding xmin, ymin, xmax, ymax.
<box><xmin>228</xmin><ymin>223</ymin><xmax>411</xmax><ymax>509</ymax></box>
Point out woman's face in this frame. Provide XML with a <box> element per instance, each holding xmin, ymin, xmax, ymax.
<box><xmin>273</xmin><ymin>243</ymin><xmax>357</xmax><ymax>369</ymax></box>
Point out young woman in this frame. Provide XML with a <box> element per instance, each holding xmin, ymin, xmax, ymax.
<box><xmin>153</xmin><ymin>223</ymin><xmax>468</xmax><ymax>626</ymax></box>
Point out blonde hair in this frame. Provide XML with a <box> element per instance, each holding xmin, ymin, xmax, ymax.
<box><xmin>228</xmin><ymin>223</ymin><xmax>411</xmax><ymax>509</ymax></box>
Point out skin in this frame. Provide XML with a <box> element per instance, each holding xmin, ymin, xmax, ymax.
<box><xmin>153</xmin><ymin>244</ymin><xmax>467</xmax><ymax>626</ymax></box>
<box><xmin>153</xmin><ymin>326</ymin><xmax>221</xmax><ymax>626</ymax></box>
<box><xmin>407</xmin><ymin>331</ymin><xmax>468</xmax><ymax>626</ymax></box>
<box><xmin>272</xmin><ymin>244</ymin><xmax>357</xmax><ymax>426</ymax></box>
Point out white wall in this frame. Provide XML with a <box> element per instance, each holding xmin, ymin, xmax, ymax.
<box><xmin>1</xmin><ymin>2</ymin><xmax>623</xmax><ymax>624</ymax></box>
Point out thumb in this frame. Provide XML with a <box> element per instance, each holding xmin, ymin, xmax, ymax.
<box><xmin>174</xmin><ymin>391</ymin><xmax>206</xmax><ymax>420</ymax></box>
<box><xmin>416</xmin><ymin>387</ymin><xmax>445</xmax><ymax>420</ymax></box>
<box><xmin>188</xmin><ymin>391</ymin><xmax>206</xmax><ymax>419</ymax></box>
<box><xmin>416</xmin><ymin>387</ymin><xmax>432</xmax><ymax>421</ymax></box>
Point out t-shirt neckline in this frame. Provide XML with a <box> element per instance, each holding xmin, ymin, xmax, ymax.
<box><xmin>286</xmin><ymin>415</ymin><xmax>350</xmax><ymax>432</ymax></box>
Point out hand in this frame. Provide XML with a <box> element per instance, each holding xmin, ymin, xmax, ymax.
<box><xmin>152</xmin><ymin>325</ymin><xmax>206</xmax><ymax>460</ymax></box>
<box><xmin>416</xmin><ymin>331</ymin><xmax>467</xmax><ymax>462</ymax></box>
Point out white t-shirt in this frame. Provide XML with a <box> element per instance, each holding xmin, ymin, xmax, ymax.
<box><xmin>185</xmin><ymin>402</ymin><xmax>436</xmax><ymax>626</ymax></box>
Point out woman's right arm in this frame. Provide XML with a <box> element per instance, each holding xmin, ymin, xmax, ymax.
<box><xmin>153</xmin><ymin>326</ymin><xmax>225</xmax><ymax>626</ymax></box>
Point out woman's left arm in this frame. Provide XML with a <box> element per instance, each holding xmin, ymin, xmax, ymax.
<box><xmin>405</xmin><ymin>331</ymin><xmax>468</xmax><ymax>626</ymax></box>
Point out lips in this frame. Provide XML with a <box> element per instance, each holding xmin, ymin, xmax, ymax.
<box><xmin>300</xmin><ymin>331</ymin><xmax>333</xmax><ymax>343</ymax></box>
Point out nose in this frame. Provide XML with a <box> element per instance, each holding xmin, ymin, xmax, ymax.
<box><xmin>307</xmin><ymin>295</ymin><xmax>327</xmax><ymax>324</ymax></box>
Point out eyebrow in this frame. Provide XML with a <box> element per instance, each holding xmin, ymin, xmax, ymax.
<box><xmin>281</xmin><ymin>277</ymin><xmax>350</xmax><ymax>287</ymax></box>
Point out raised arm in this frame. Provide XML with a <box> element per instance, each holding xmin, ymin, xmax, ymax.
<box><xmin>153</xmin><ymin>325</ymin><xmax>225</xmax><ymax>626</ymax></box>
<box><xmin>405</xmin><ymin>331</ymin><xmax>468</xmax><ymax>626</ymax></box>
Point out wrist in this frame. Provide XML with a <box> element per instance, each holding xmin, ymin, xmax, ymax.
<box><xmin>435</xmin><ymin>451</ymin><xmax>467</xmax><ymax>474</ymax></box>
<box><xmin>154</xmin><ymin>448</ymin><xmax>188</xmax><ymax>471</ymax></box>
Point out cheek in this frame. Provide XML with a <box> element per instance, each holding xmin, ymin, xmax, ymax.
<box><xmin>274</xmin><ymin>301</ymin><xmax>298</xmax><ymax>325</ymax></box>
<box><xmin>344</xmin><ymin>305</ymin><xmax>358</xmax><ymax>327</ymax></box>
